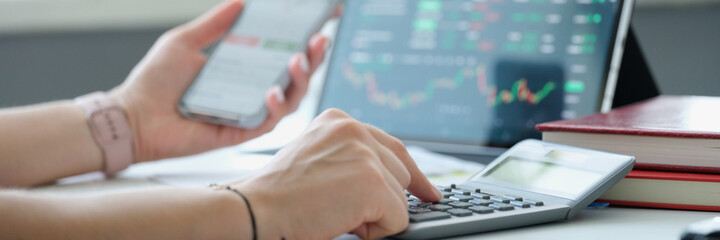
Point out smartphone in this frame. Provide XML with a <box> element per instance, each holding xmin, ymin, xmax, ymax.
<box><xmin>179</xmin><ymin>0</ymin><xmax>340</xmax><ymax>128</ymax></box>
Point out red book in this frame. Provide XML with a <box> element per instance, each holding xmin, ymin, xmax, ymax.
<box><xmin>536</xmin><ymin>95</ymin><xmax>720</xmax><ymax>173</ymax></box>
<box><xmin>598</xmin><ymin>170</ymin><xmax>720</xmax><ymax>211</ymax></box>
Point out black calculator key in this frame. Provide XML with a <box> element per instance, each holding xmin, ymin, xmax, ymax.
<box><xmin>450</xmin><ymin>183</ymin><xmax>457</xmax><ymax>188</ymax></box>
<box><xmin>447</xmin><ymin>208</ymin><xmax>473</xmax><ymax>217</ymax></box>
<box><xmin>429</xmin><ymin>204</ymin><xmax>453</xmax><ymax>212</ymax></box>
<box><xmin>451</xmin><ymin>189</ymin><xmax>472</xmax><ymax>195</ymax></box>
<box><xmin>436</xmin><ymin>185</ymin><xmax>452</xmax><ymax>192</ymax></box>
<box><xmin>469</xmin><ymin>206</ymin><xmax>494</xmax><ymax>214</ymax></box>
<box><xmin>449</xmin><ymin>195</ymin><xmax>474</xmax><ymax>202</ymax></box>
<box><xmin>471</xmin><ymin>193</ymin><xmax>491</xmax><ymax>200</ymax></box>
<box><xmin>510</xmin><ymin>201</ymin><xmax>531</xmax><ymax>208</ymax></box>
<box><xmin>441</xmin><ymin>192</ymin><xmax>455</xmax><ymax>198</ymax></box>
<box><xmin>435</xmin><ymin>198</ymin><xmax>454</xmax><ymax>204</ymax></box>
<box><xmin>473</xmin><ymin>188</ymin><xmax>482</xmax><ymax>193</ymax></box>
<box><xmin>504</xmin><ymin>195</ymin><xmax>523</xmax><ymax>201</ymax></box>
<box><xmin>409</xmin><ymin>212</ymin><xmax>451</xmax><ymax>223</ymax></box>
<box><xmin>524</xmin><ymin>199</ymin><xmax>544</xmax><ymax>206</ymax></box>
<box><xmin>448</xmin><ymin>202</ymin><xmax>473</xmax><ymax>209</ymax></box>
<box><xmin>490</xmin><ymin>196</ymin><xmax>511</xmax><ymax>203</ymax></box>
<box><xmin>489</xmin><ymin>203</ymin><xmax>515</xmax><ymax>211</ymax></box>
<box><xmin>409</xmin><ymin>201</ymin><xmax>432</xmax><ymax>208</ymax></box>
<box><xmin>469</xmin><ymin>199</ymin><xmax>494</xmax><ymax>206</ymax></box>
<box><xmin>409</xmin><ymin>207</ymin><xmax>431</xmax><ymax>214</ymax></box>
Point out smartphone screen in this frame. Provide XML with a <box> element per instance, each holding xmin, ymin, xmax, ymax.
<box><xmin>181</xmin><ymin>0</ymin><xmax>336</xmax><ymax>123</ymax></box>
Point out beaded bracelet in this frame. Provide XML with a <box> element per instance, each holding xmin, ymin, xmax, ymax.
<box><xmin>210</xmin><ymin>184</ymin><xmax>257</xmax><ymax>240</ymax></box>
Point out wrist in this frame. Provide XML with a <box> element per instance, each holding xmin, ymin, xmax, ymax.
<box><xmin>75</xmin><ymin>91</ymin><xmax>135</xmax><ymax>175</ymax></box>
<box><xmin>206</xmin><ymin>187</ymin><xmax>255</xmax><ymax>239</ymax></box>
<box><xmin>232</xmin><ymin>181</ymin><xmax>287</xmax><ymax>240</ymax></box>
<box><xmin>107</xmin><ymin>88</ymin><xmax>145</xmax><ymax>163</ymax></box>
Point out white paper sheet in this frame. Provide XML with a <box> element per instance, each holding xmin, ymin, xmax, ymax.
<box><xmin>405</xmin><ymin>146</ymin><xmax>485</xmax><ymax>186</ymax></box>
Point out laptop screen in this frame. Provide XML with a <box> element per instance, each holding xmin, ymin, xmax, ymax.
<box><xmin>320</xmin><ymin>0</ymin><xmax>629</xmax><ymax>148</ymax></box>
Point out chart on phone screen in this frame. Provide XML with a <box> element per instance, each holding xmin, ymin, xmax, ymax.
<box><xmin>322</xmin><ymin>0</ymin><xmax>619</xmax><ymax>146</ymax></box>
<box><xmin>184</xmin><ymin>0</ymin><xmax>330</xmax><ymax>115</ymax></box>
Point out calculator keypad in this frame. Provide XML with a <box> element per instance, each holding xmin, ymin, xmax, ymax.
<box><xmin>489</xmin><ymin>203</ymin><xmax>515</xmax><ymax>211</ymax></box>
<box><xmin>447</xmin><ymin>208</ymin><xmax>473</xmax><ymax>216</ymax></box>
<box><xmin>448</xmin><ymin>201</ymin><xmax>473</xmax><ymax>209</ymax></box>
<box><xmin>490</xmin><ymin>196</ymin><xmax>511</xmax><ymax>203</ymax></box>
<box><xmin>510</xmin><ymin>201</ymin><xmax>531</xmax><ymax>208</ymax></box>
<box><xmin>451</xmin><ymin>189</ymin><xmax>472</xmax><ymax>195</ymax></box>
<box><xmin>407</xmin><ymin>184</ymin><xmax>544</xmax><ymax>223</ymax></box>
<box><xmin>409</xmin><ymin>211</ymin><xmax>452</xmax><ymax>223</ymax></box>
<box><xmin>449</xmin><ymin>195</ymin><xmax>474</xmax><ymax>202</ymax></box>
<box><xmin>468</xmin><ymin>199</ymin><xmax>493</xmax><ymax>206</ymax></box>
<box><xmin>441</xmin><ymin>192</ymin><xmax>455</xmax><ymax>198</ymax></box>
<box><xmin>468</xmin><ymin>206</ymin><xmax>494</xmax><ymax>214</ymax></box>
<box><xmin>429</xmin><ymin>204</ymin><xmax>453</xmax><ymax>212</ymax></box>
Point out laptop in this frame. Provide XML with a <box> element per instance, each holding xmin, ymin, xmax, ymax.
<box><xmin>318</xmin><ymin>0</ymin><xmax>634</xmax><ymax>157</ymax></box>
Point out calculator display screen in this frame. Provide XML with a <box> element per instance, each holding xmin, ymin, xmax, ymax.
<box><xmin>483</xmin><ymin>156</ymin><xmax>604</xmax><ymax>195</ymax></box>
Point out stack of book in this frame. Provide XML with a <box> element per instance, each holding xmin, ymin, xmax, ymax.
<box><xmin>536</xmin><ymin>96</ymin><xmax>720</xmax><ymax>211</ymax></box>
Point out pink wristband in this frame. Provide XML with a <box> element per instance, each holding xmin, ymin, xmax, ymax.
<box><xmin>75</xmin><ymin>92</ymin><xmax>134</xmax><ymax>176</ymax></box>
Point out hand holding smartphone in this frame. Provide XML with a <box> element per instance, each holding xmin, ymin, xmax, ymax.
<box><xmin>179</xmin><ymin>0</ymin><xmax>340</xmax><ymax>128</ymax></box>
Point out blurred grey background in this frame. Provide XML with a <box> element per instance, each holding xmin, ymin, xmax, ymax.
<box><xmin>1</xmin><ymin>0</ymin><xmax>719</xmax><ymax>107</ymax></box>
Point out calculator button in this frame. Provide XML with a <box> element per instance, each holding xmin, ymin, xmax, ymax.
<box><xmin>435</xmin><ymin>198</ymin><xmax>454</xmax><ymax>204</ymax></box>
<box><xmin>436</xmin><ymin>186</ymin><xmax>452</xmax><ymax>192</ymax></box>
<box><xmin>524</xmin><ymin>199</ymin><xmax>544</xmax><ymax>206</ymax></box>
<box><xmin>409</xmin><ymin>201</ymin><xmax>432</xmax><ymax>208</ymax></box>
<box><xmin>510</xmin><ymin>201</ymin><xmax>531</xmax><ymax>208</ymax></box>
<box><xmin>450</xmin><ymin>183</ymin><xmax>457</xmax><ymax>188</ymax></box>
<box><xmin>490</xmin><ymin>196</ymin><xmax>511</xmax><ymax>203</ymax></box>
<box><xmin>441</xmin><ymin>192</ymin><xmax>455</xmax><ymax>198</ymax></box>
<box><xmin>503</xmin><ymin>195</ymin><xmax>523</xmax><ymax>201</ymax></box>
<box><xmin>451</xmin><ymin>189</ymin><xmax>472</xmax><ymax>195</ymax></box>
<box><xmin>409</xmin><ymin>207</ymin><xmax>431</xmax><ymax>214</ymax></box>
<box><xmin>409</xmin><ymin>212</ymin><xmax>451</xmax><ymax>223</ymax></box>
<box><xmin>468</xmin><ymin>199</ymin><xmax>494</xmax><ymax>206</ymax></box>
<box><xmin>429</xmin><ymin>204</ymin><xmax>453</xmax><ymax>212</ymax></box>
<box><xmin>471</xmin><ymin>193</ymin><xmax>491</xmax><ymax>200</ymax></box>
<box><xmin>448</xmin><ymin>202</ymin><xmax>474</xmax><ymax>209</ymax></box>
<box><xmin>447</xmin><ymin>209</ymin><xmax>473</xmax><ymax>217</ymax></box>
<box><xmin>473</xmin><ymin>188</ymin><xmax>482</xmax><ymax>193</ymax></box>
<box><xmin>469</xmin><ymin>206</ymin><xmax>494</xmax><ymax>214</ymax></box>
<box><xmin>449</xmin><ymin>195</ymin><xmax>474</xmax><ymax>202</ymax></box>
<box><xmin>489</xmin><ymin>203</ymin><xmax>515</xmax><ymax>211</ymax></box>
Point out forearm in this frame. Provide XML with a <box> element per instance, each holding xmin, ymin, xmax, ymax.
<box><xmin>0</xmin><ymin>100</ymin><xmax>102</xmax><ymax>187</ymax></box>
<box><xmin>0</xmin><ymin>187</ymin><xmax>251</xmax><ymax>239</ymax></box>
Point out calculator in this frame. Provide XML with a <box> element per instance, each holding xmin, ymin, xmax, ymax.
<box><xmin>395</xmin><ymin>139</ymin><xmax>635</xmax><ymax>239</ymax></box>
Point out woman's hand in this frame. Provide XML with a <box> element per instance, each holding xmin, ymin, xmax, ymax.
<box><xmin>231</xmin><ymin>109</ymin><xmax>445</xmax><ymax>239</ymax></box>
<box><xmin>109</xmin><ymin>0</ymin><xmax>331</xmax><ymax>163</ymax></box>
